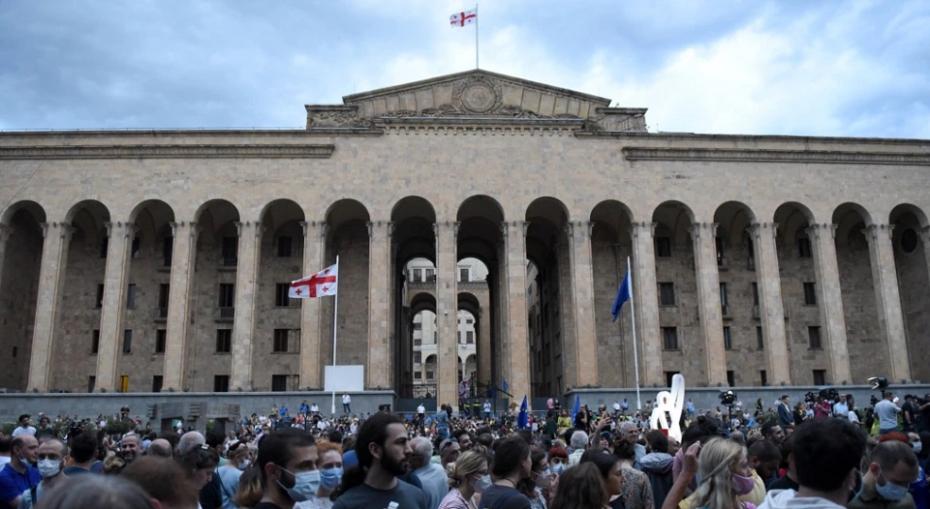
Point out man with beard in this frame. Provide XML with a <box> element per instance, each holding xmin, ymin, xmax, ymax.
<box><xmin>333</xmin><ymin>413</ymin><xmax>428</xmax><ymax>509</ymax></box>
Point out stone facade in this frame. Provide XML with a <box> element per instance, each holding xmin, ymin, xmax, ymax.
<box><xmin>1</xmin><ymin>69</ymin><xmax>930</xmax><ymax>411</ymax></box>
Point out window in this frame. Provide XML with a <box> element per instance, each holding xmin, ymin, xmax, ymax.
<box><xmin>716</xmin><ymin>237</ymin><xmax>726</xmax><ymax>266</ymax></box>
<box><xmin>756</xmin><ymin>326</ymin><xmax>764</xmax><ymax>350</ymax></box>
<box><xmin>414</xmin><ymin>372</ymin><xmax>422</xmax><ymax>380</ymax></box>
<box><xmin>100</xmin><ymin>236</ymin><xmax>109</xmax><ymax>258</ymax></box>
<box><xmin>214</xmin><ymin>375</ymin><xmax>229</xmax><ymax>392</ymax></box>
<box><xmin>216</xmin><ymin>329</ymin><xmax>232</xmax><ymax>353</ymax></box>
<box><xmin>459</xmin><ymin>268</ymin><xmax>470</xmax><ymax>282</ymax></box>
<box><xmin>91</xmin><ymin>330</ymin><xmax>100</xmax><ymax>354</ymax></box>
<box><xmin>656</xmin><ymin>237</ymin><xmax>672</xmax><ymax>257</ymax></box>
<box><xmin>803</xmin><ymin>282</ymin><xmax>817</xmax><ymax>305</ymax></box>
<box><xmin>760</xmin><ymin>370</ymin><xmax>768</xmax><ymax>386</ymax></box>
<box><xmin>155</xmin><ymin>329</ymin><xmax>166</xmax><ymax>353</ymax></box>
<box><xmin>158</xmin><ymin>284</ymin><xmax>170</xmax><ymax>318</ymax></box>
<box><xmin>665</xmin><ymin>371</ymin><xmax>679</xmax><ymax>387</ymax></box>
<box><xmin>726</xmin><ymin>370</ymin><xmax>735</xmax><ymax>387</ymax></box>
<box><xmin>659</xmin><ymin>282</ymin><xmax>676</xmax><ymax>306</ymax></box>
<box><xmin>751</xmin><ymin>283</ymin><xmax>759</xmax><ymax>306</ymax></box>
<box><xmin>798</xmin><ymin>237</ymin><xmax>812</xmax><ymax>258</ymax></box>
<box><xmin>119</xmin><ymin>375</ymin><xmax>129</xmax><ymax>393</ymax></box>
<box><xmin>222</xmin><ymin>236</ymin><xmax>238</xmax><ymax>266</ymax></box>
<box><xmin>88</xmin><ymin>376</ymin><xmax>96</xmax><ymax>393</ymax></box>
<box><xmin>218</xmin><ymin>283</ymin><xmax>235</xmax><ymax>307</ymax></box>
<box><xmin>277</xmin><ymin>236</ymin><xmax>293</xmax><ymax>257</ymax></box>
<box><xmin>275</xmin><ymin>283</ymin><xmax>290</xmax><ymax>307</ymax></box>
<box><xmin>813</xmin><ymin>369</ymin><xmax>827</xmax><ymax>386</ymax></box>
<box><xmin>272</xmin><ymin>375</ymin><xmax>288</xmax><ymax>392</ymax></box>
<box><xmin>152</xmin><ymin>376</ymin><xmax>163</xmax><ymax>393</ymax></box>
<box><xmin>126</xmin><ymin>284</ymin><xmax>137</xmax><ymax>309</ymax></box>
<box><xmin>273</xmin><ymin>329</ymin><xmax>289</xmax><ymax>352</ymax></box>
<box><xmin>720</xmin><ymin>283</ymin><xmax>729</xmax><ymax>316</ymax></box>
<box><xmin>414</xmin><ymin>351</ymin><xmax>422</xmax><ymax>364</ymax></box>
<box><xmin>425</xmin><ymin>269</ymin><xmax>435</xmax><ymax>282</ymax></box>
<box><xmin>131</xmin><ymin>236</ymin><xmax>141</xmax><ymax>258</ymax></box>
<box><xmin>426</xmin><ymin>371</ymin><xmax>435</xmax><ymax>380</ymax></box>
<box><xmin>466</xmin><ymin>331</ymin><xmax>474</xmax><ymax>344</ymax></box>
<box><xmin>413</xmin><ymin>269</ymin><xmax>422</xmax><ymax>282</ymax></box>
<box><xmin>96</xmin><ymin>284</ymin><xmax>105</xmax><ymax>308</ymax></box>
<box><xmin>122</xmin><ymin>329</ymin><xmax>133</xmax><ymax>354</ymax></box>
<box><xmin>662</xmin><ymin>327</ymin><xmax>679</xmax><ymax>350</ymax></box>
<box><xmin>414</xmin><ymin>338</ymin><xmax>421</xmax><ymax>346</ymax></box>
<box><xmin>808</xmin><ymin>326</ymin><xmax>822</xmax><ymax>350</ymax></box>
<box><xmin>413</xmin><ymin>322</ymin><xmax>422</xmax><ymax>331</ymax></box>
<box><xmin>723</xmin><ymin>326</ymin><xmax>732</xmax><ymax>350</ymax></box>
<box><xmin>162</xmin><ymin>236</ymin><xmax>173</xmax><ymax>266</ymax></box>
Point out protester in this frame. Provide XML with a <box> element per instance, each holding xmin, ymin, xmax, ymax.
<box><xmin>582</xmin><ymin>449</ymin><xmax>628</xmax><ymax>509</ymax></box>
<box><xmin>876</xmin><ymin>393</ymin><xmax>904</xmax><ymax>435</ymax></box>
<box><xmin>299</xmin><ymin>440</ymin><xmax>342</xmax><ymax>509</ymax></box>
<box><xmin>747</xmin><ymin>440</ymin><xmax>780</xmax><ymax>488</ymax></box>
<box><xmin>440</xmin><ymin>450</ymin><xmax>489</xmax><ymax>509</ymax></box>
<box><xmin>12</xmin><ymin>416</ymin><xmax>37</xmax><ymax>438</ymax></box>
<box><xmin>39</xmin><ymin>474</ymin><xmax>157</xmax><ymax>509</ymax></box>
<box><xmin>641</xmin><ymin>431</ymin><xmax>674</xmax><ymax>509</ymax></box>
<box><xmin>147</xmin><ymin>438</ymin><xmax>174</xmax><ymax>458</ymax></box>
<box><xmin>548</xmin><ymin>446</ymin><xmax>568</xmax><ymax>476</ymax></box>
<box><xmin>62</xmin><ymin>431</ymin><xmax>101</xmax><ymax>475</ymax></box>
<box><xmin>672</xmin><ymin>438</ymin><xmax>755</xmax><ymax>509</ymax></box>
<box><xmin>759</xmin><ymin>418</ymin><xmax>866</xmax><ymax>509</ymax></box>
<box><xmin>17</xmin><ymin>438</ymin><xmax>68</xmax><ymax>509</ymax></box>
<box><xmin>122</xmin><ymin>456</ymin><xmax>201</xmax><ymax>509</ymax></box>
<box><xmin>569</xmin><ymin>431</ymin><xmax>588</xmax><ymax>466</ymax></box>
<box><xmin>481</xmin><ymin>435</ymin><xmax>532</xmax><ymax>509</ymax></box>
<box><xmin>217</xmin><ymin>440</ymin><xmax>251</xmax><ymax>509</ymax></box>
<box><xmin>549</xmin><ymin>463</ymin><xmax>607</xmax><ymax>509</ymax></box>
<box><xmin>410</xmin><ymin>436</ymin><xmax>449</xmax><ymax>509</ymax></box>
<box><xmin>0</xmin><ymin>434</ymin><xmax>40</xmax><ymax>508</ymax></box>
<box><xmin>516</xmin><ymin>446</ymin><xmax>549</xmax><ymax>509</ymax></box>
<box><xmin>612</xmin><ymin>441</ymin><xmax>655</xmax><ymax>509</ymax></box>
<box><xmin>849</xmin><ymin>440</ymin><xmax>919</xmax><ymax>509</ymax></box>
<box><xmin>235</xmin><ymin>428</ymin><xmax>318</xmax><ymax>509</ymax></box>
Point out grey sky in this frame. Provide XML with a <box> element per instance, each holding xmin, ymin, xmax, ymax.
<box><xmin>1</xmin><ymin>0</ymin><xmax>928</xmax><ymax>138</ymax></box>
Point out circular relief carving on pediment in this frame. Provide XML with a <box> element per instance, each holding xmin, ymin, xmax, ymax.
<box><xmin>454</xmin><ymin>77</ymin><xmax>501</xmax><ymax>113</ymax></box>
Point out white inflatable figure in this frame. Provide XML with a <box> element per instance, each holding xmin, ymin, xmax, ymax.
<box><xmin>650</xmin><ymin>374</ymin><xmax>685</xmax><ymax>442</ymax></box>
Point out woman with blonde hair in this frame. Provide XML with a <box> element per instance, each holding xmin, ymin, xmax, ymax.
<box><xmin>438</xmin><ymin>450</ymin><xmax>491</xmax><ymax>509</ymax></box>
<box><xmin>687</xmin><ymin>438</ymin><xmax>757</xmax><ymax>509</ymax></box>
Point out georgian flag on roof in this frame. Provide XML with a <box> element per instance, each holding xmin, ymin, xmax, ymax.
<box><xmin>289</xmin><ymin>263</ymin><xmax>338</xmax><ymax>299</ymax></box>
<box><xmin>450</xmin><ymin>9</ymin><xmax>476</xmax><ymax>27</ymax></box>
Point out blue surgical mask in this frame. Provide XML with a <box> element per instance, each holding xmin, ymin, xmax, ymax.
<box><xmin>38</xmin><ymin>459</ymin><xmax>61</xmax><ymax>478</ymax></box>
<box><xmin>551</xmin><ymin>462</ymin><xmax>565</xmax><ymax>475</ymax></box>
<box><xmin>472</xmin><ymin>474</ymin><xmax>492</xmax><ymax>493</ymax></box>
<box><xmin>321</xmin><ymin>467</ymin><xmax>343</xmax><ymax>489</ymax></box>
<box><xmin>278</xmin><ymin>468</ymin><xmax>321</xmax><ymax>501</ymax></box>
<box><xmin>876</xmin><ymin>478</ymin><xmax>909</xmax><ymax>502</ymax></box>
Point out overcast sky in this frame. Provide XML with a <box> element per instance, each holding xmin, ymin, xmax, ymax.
<box><xmin>1</xmin><ymin>0</ymin><xmax>928</xmax><ymax>138</ymax></box>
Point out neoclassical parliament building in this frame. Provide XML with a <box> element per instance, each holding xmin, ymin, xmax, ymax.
<box><xmin>2</xmin><ymin>70</ymin><xmax>929</xmax><ymax>409</ymax></box>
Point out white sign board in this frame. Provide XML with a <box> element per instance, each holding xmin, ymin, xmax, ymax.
<box><xmin>324</xmin><ymin>365</ymin><xmax>365</xmax><ymax>392</ymax></box>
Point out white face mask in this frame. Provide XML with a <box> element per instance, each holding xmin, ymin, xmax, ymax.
<box><xmin>912</xmin><ymin>441</ymin><xmax>923</xmax><ymax>454</ymax></box>
<box><xmin>38</xmin><ymin>459</ymin><xmax>61</xmax><ymax>478</ymax></box>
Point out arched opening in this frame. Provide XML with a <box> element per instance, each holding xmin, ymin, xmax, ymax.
<box><xmin>323</xmin><ymin>199</ymin><xmax>370</xmax><ymax>373</ymax></box>
<box><xmin>774</xmin><ymin>202</ymin><xmax>826</xmax><ymax>384</ymax></box>
<box><xmin>391</xmin><ymin>196</ymin><xmax>437</xmax><ymax>403</ymax></box>
<box><xmin>457</xmin><ymin>289</ymin><xmax>487</xmax><ymax>397</ymax></box>
<box><xmin>713</xmin><ymin>201</ymin><xmax>761</xmax><ymax>386</ymax></box>
<box><xmin>890</xmin><ymin>204</ymin><xmax>930</xmax><ymax>381</ymax></box>
<box><xmin>408</xmin><ymin>289</ymin><xmax>438</xmax><ymax>399</ymax></box>
<box><xmin>589</xmin><ymin>200</ymin><xmax>634</xmax><ymax>387</ymax></box>
<box><xmin>457</xmin><ymin>195</ymin><xmax>504</xmax><ymax>407</ymax></box>
<box><xmin>0</xmin><ymin>201</ymin><xmax>46</xmax><ymax>391</ymax></box>
<box><xmin>525</xmin><ymin>197</ymin><xmax>569</xmax><ymax>397</ymax></box>
<box><xmin>253</xmin><ymin>199</ymin><xmax>306</xmax><ymax>391</ymax></box>
<box><xmin>117</xmin><ymin>200</ymin><xmax>175</xmax><ymax>392</ymax></box>
<box><xmin>652</xmin><ymin>201</ymin><xmax>703</xmax><ymax>384</ymax></box>
<box><xmin>188</xmin><ymin>199</ymin><xmax>240</xmax><ymax>392</ymax></box>
<box><xmin>833</xmin><ymin>203</ymin><xmax>884</xmax><ymax>379</ymax></box>
<box><xmin>51</xmin><ymin>200</ymin><xmax>111</xmax><ymax>391</ymax></box>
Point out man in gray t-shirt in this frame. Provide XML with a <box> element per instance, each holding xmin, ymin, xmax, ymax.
<box><xmin>875</xmin><ymin>393</ymin><xmax>901</xmax><ymax>433</ymax></box>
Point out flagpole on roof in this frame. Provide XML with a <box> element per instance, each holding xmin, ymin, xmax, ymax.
<box><xmin>628</xmin><ymin>256</ymin><xmax>641</xmax><ymax>410</ymax></box>
<box><xmin>331</xmin><ymin>254</ymin><xmax>340</xmax><ymax>416</ymax></box>
<box><xmin>475</xmin><ymin>2</ymin><xmax>479</xmax><ymax>69</ymax></box>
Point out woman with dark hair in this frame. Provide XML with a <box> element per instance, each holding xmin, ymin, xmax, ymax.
<box><xmin>550</xmin><ymin>463</ymin><xmax>608</xmax><ymax>509</ymax></box>
<box><xmin>610</xmin><ymin>442</ymin><xmax>654</xmax><ymax>509</ymax></box>
<box><xmin>481</xmin><ymin>435</ymin><xmax>533</xmax><ymax>509</ymax></box>
<box><xmin>177</xmin><ymin>444</ymin><xmax>220</xmax><ymax>493</ymax></box>
<box><xmin>581</xmin><ymin>450</ymin><xmax>626</xmax><ymax>509</ymax></box>
<box><xmin>39</xmin><ymin>474</ymin><xmax>156</xmax><ymax>509</ymax></box>
<box><xmin>235</xmin><ymin>428</ymin><xmax>318</xmax><ymax>509</ymax></box>
<box><xmin>516</xmin><ymin>446</ymin><xmax>550</xmax><ymax>509</ymax></box>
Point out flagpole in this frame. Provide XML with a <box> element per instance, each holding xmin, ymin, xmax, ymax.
<box><xmin>331</xmin><ymin>254</ymin><xmax>340</xmax><ymax>416</ymax></box>
<box><xmin>628</xmin><ymin>256</ymin><xmax>641</xmax><ymax>410</ymax></box>
<box><xmin>475</xmin><ymin>2</ymin><xmax>479</xmax><ymax>69</ymax></box>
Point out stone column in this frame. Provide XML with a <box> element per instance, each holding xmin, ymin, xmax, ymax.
<box><xmin>806</xmin><ymin>223</ymin><xmax>852</xmax><ymax>384</ymax></box>
<box><xmin>864</xmin><ymin>224</ymin><xmax>911</xmax><ymax>382</ymax></box>
<box><xmin>367</xmin><ymin>221</ymin><xmax>393</xmax><ymax>389</ymax></box>
<box><xmin>230</xmin><ymin>221</ymin><xmax>262</xmax><ymax>391</ymax></box>
<box><xmin>502</xmin><ymin>221</ymin><xmax>531</xmax><ymax>403</ymax></box>
<box><xmin>748</xmin><ymin>223</ymin><xmax>791</xmax><ymax>384</ymax></box>
<box><xmin>299</xmin><ymin>221</ymin><xmax>326</xmax><ymax>389</ymax></box>
<box><xmin>95</xmin><ymin>222</ymin><xmax>135</xmax><ymax>392</ymax></box>
<box><xmin>0</xmin><ymin>224</ymin><xmax>11</xmax><ymax>292</ymax></box>
<box><xmin>478</xmin><ymin>292</ymin><xmax>492</xmax><ymax>388</ymax></box>
<box><xmin>163</xmin><ymin>221</ymin><xmax>197</xmax><ymax>391</ymax></box>
<box><xmin>922</xmin><ymin>227</ymin><xmax>930</xmax><ymax>295</ymax></box>
<box><xmin>631</xmin><ymin>222</ymin><xmax>663</xmax><ymax>386</ymax></box>
<box><xmin>690</xmin><ymin>222</ymin><xmax>727</xmax><ymax>386</ymax></box>
<box><xmin>27</xmin><ymin>222</ymin><xmax>72</xmax><ymax>392</ymax></box>
<box><xmin>567</xmin><ymin>220</ymin><xmax>598</xmax><ymax>387</ymax></box>
<box><xmin>434</xmin><ymin>221</ymin><xmax>459</xmax><ymax>410</ymax></box>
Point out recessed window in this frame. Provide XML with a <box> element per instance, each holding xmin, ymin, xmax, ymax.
<box><xmin>152</xmin><ymin>376</ymin><xmax>163</xmax><ymax>393</ymax></box>
<box><xmin>658</xmin><ymin>282</ymin><xmax>675</xmax><ymax>306</ymax></box>
<box><xmin>100</xmin><ymin>236</ymin><xmax>109</xmax><ymax>258</ymax></box>
<box><xmin>277</xmin><ymin>236</ymin><xmax>293</xmax><ymax>257</ymax></box>
<box><xmin>808</xmin><ymin>326</ymin><xmax>822</xmax><ymax>350</ymax></box>
<box><xmin>756</xmin><ymin>326</ymin><xmax>764</xmax><ymax>350</ymax></box>
<box><xmin>466</xmin><ymin>331</ymin><xmax>474</xmax><ymax>344</ymax></box>
<box><xmin>901</xmin><ymin>228</ymin><xmax>918</xmax><ymax>254</ymax></box>
<box><xmin>216</xmin><ymin>329</ymin><xmax>232</xmax><ymax>353</ymax></box>
<box><xmin>218</xmin><ymin>283</ymin><xmax>235</xmax><ymax>308</ymax></box>
<box><xmin>96</xmin><ymin>284</ymin><xmax>104</xmax><ymax>309</ymax></box>
<box><xmin>122</xmin><ymin>330</ymin><xmax>133</xmax><ymax>354</ymax></box>
<box><xmin>813</xmin><ymin>369</ymin><xmax>827</xmax><ymax>386</ymax></box>
<box><xmin>214</xmin><ymin>375</ymin><xmax>229</xmax><ymax>392</ymax></box>
<box><xmin>271</xmin><ymin>375</ymin><xmax>288</xmax><ymax>392</ymax></box>
<box><xmin>414</xmin><ymin>351</ymin><xmax>422</xmax><ymax>364</ymax></box>
<box><xmin>723</xmin><ymin>326</ymin><xmax>732</xmax><ymax>350</ymax></box>
<box><xmin>275</xmin><ymin>283</ymin><xmax>290</xmax><ymax>307</ymax></box>
<box><xmin>662</xmin><ymin>327</ymin><xmax>679</xmax><ymax>351</ymax></box>
<box><xmin>126</xmin><ymin>284</ymin><xmax>137</xmax><ymax>310</ymax></box>
<box><xmin>656</xmin><ymin>237</ymin><xmax>672</xmax><ymax>258</ymax></box>
<box><xmin>751</xmin><ymin>283</ymin><xmax>759</xmax><ymax>306</ymax></box>
<box><xmin>155</xmin><ymin>329</ymin><xmax>166</xmax><ymax>354</ymax></box>
<box><xmin>798</xmin><ymin>237</ymin><xmax>812</xmax><ymax>258</ymax></box>
<box><xmin>716</xmin><ymin>237</ymin><xmax>726</xmax><ymax>266</ymax></box>
<box><xmin>803</xmin><ymin>282</ymin><xmax>817</xmax><ymax>306</ymax></box>
<box><xmin>162</xmin><ymin>236</ymin><xmax>173</xmax><ymax>267</ymax></box>
<box><xmin>760</xmin><ymin>370</ymin><xmax>768</xmax><ymax>386</ymax></box>
<box><xmin>222</xmin><ymin>237</ymin><xmax>238</xmax><ymax>266</ymax></box>
<box><xmin>273</xmin><ymin>329</ymin><xmax>289</xmax><ymax>353</ymax></box>
<box><xmin>91</xmin><ymin>330</ymin><xmax>100</xmax><ymax>354</ymax></box>
<box><xmin>726</xmin><ymin>370</ymin><xmax>735</xmax><ymax>387</ymax></box>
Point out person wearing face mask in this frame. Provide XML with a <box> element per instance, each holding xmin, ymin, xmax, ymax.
<box><xmin>516</xmin><ymin>446</ymin><xmax>549</xmax><ymax>509</ymax></box>
<box><xmin>298</xmin><ymin>441</ymin><xmax>343</xmax><ymax>509</ymax></box>
<box><xmin>849</xmin><ymin>440</ymin><xmax>919</xmax><ymax>509</ymax></box>
<box><xmin>234</xmin><ymin>429</ymin><xmax>319</xmax><ymax>509</ymax></box>
<box><xmin>547</xmin><ymin>447</ymin><xmax>568</xmax><ymax>477</ymax></box>
<box><xmin>0</xmin><ymin>435</ymin><xmax>40</xmax><ymax>508</ymax></box>
<box><xmin>439</xmin><ymin>451</ymin><xmax>489</xmax><ymax>509</ymax></box>
<box><xmin>17</xmin><ymin>438</ymin><xmax>67</xmax><ymax>509</ymax></box>
<box><xmin>216</xmin><ymin>440</ymin><xmax>252</xmax><ymax>509</ymax></box>
<box><xmin>677</xmin><ymin>438</ymin><xmax>756</xmax><ymax>509</ymax></box>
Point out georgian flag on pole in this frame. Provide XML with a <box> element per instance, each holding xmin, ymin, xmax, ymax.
<box><xmin>289</xmin><ymin>263</ymin><xmax>338</xmax><ymax>299</ymax></box>
<box><xmin>450</xmin><ymin>9</ymin><xmax>476</xmax><ymax>27</ymax></box>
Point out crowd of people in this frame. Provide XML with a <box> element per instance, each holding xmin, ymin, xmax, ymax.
<box><xmin>1</xmin><ymin>389</ymin><xmax>930</xmax><ymax>509</ymax></box>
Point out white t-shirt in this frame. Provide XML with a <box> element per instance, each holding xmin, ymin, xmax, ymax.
<box><xmin>12</xmin><ymin>426</ymin><xmax>36</xmax><ymax>437</ymax></box>
<box><xmin>342</xmin><ymin>394</ymin><xmax>351</xmax><ymax>404</ymax></box>
<box><xmin>417</xmin><ymin>405</ymin><xmax>426</xmax><ymax>415</ymax></box>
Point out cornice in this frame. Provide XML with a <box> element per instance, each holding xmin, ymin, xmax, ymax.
<box><xmin>621</xmin><ymin>147</ymin><xmax>930</xmax><ymax>166</ymax></box>
<box><xmin>378</xmin><ymin>117</ymin><xmax>583</xmax><ymax>136</ymax></box>
<box><xmin>0</xmin><ymin>144</ymin><xmax>336</xmax><ymax>160</ymax></box>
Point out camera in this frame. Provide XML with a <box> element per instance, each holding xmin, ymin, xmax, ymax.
<box><xmin>719</xmin><ymin>390</ymin><xmax>736</xmax><ymax>406</ymax></box>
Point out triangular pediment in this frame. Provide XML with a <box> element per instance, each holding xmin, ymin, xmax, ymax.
<box><xmin>305</xmin><ymin>69</ymin><xmax>647</xmax><ymax>132</ymax></box>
